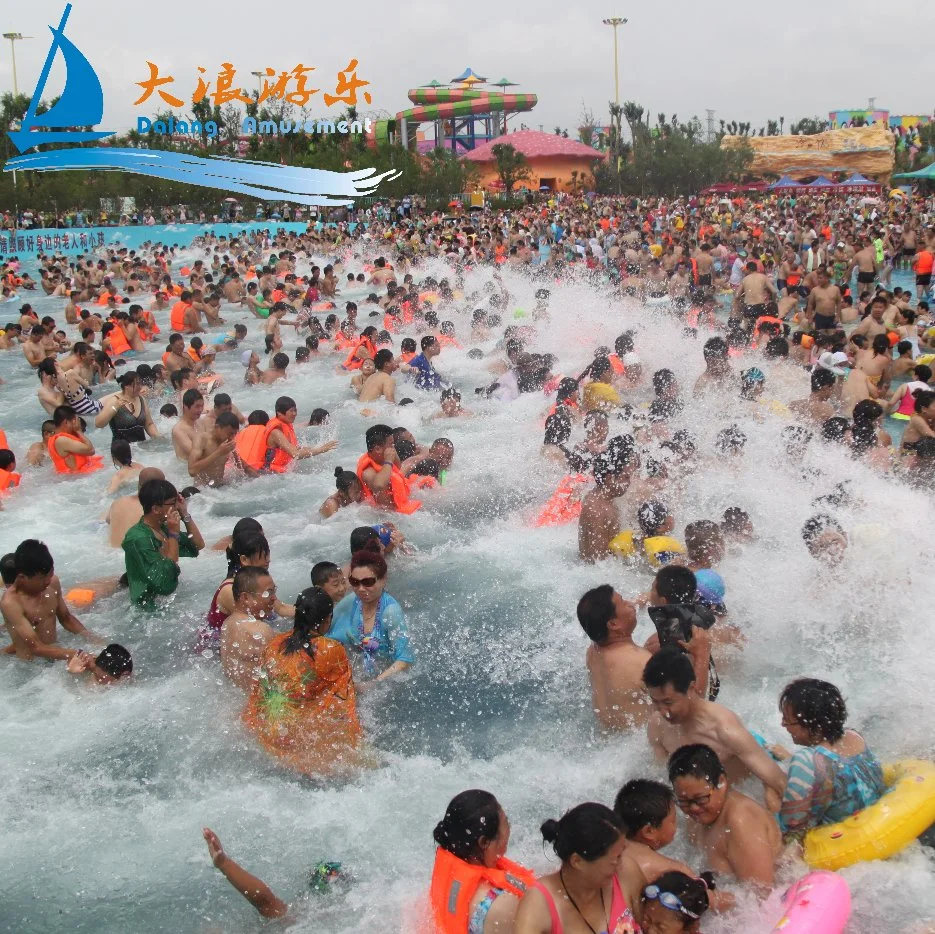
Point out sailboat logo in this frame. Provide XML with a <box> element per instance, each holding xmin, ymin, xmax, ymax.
<box><xmin>4</xmin><ymin>4</ymin><xmax>398</xmax><ymax>205</ymax></box>
<box><xmin>8</xmin><ymin>3</ymin><xmax>114</xmax><ymax>153</ymax></box>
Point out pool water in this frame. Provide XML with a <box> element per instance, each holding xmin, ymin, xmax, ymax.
<box><xmin>1</xmin><ymin>256</ymin><xmax>934</xmax><ymax>933</ymax></box>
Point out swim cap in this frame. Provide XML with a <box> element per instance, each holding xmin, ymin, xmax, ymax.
<box><xmin>741</xmin><ymin>367</ymin><xmax>765</xmax><ymax>383</ymax></box>
<box><xmin>241</xmin><ymin>349</ymin><xmax>253</xmax><ymax>367</ymax></box>
<box><xmin>695</xmin><ymin>569</ymin><xmax>726</xmax><ymax>605</ymax></box>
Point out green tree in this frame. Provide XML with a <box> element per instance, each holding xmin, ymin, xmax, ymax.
<box><xmin>490</xmin><ymin>142</ymin><xmax>531</xmax><ymax>193</ymax></box>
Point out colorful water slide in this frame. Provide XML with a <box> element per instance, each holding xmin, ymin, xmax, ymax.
<box><xmin>398</xmin><ymin>87</ymin><xmax>538</xmax><ymax>123</ymax></box>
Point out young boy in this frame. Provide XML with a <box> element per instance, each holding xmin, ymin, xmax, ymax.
<box><xmin>66</xmin><ymin>644</ymin><xmax>133</xmax><ymax>684</ymax></box>
<box><xmin>310</xmin><ymin>561</ymin><xmax>349</xmax><ymax>604</ymax></box>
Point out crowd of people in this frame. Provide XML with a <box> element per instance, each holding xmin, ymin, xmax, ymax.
<box><xmin>2</xmin><ymin>184</ymin><xmax>935</xmax><ymax>931</ymax></box>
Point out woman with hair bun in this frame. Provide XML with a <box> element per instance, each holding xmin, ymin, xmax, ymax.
<box><xmin>319</xmin><ymin>467</ymin><xmax>364</xmax><ymax>517</ymax></box>
<box><xmin>429</xmin><ymin>789</ymin><xmax>534</xmax><ymax>933</ymax></box>
<box><xmin>514</xmin><ymin>802</ymin><xmax>644</xmax><ymax>933</ymax></box>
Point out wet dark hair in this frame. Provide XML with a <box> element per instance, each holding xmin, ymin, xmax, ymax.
<box><xmin>821</xmin><ymin>416</ymin><xmax>850</xmax><ymax>443</ymax></box>
<box><xmin>231</xmin><ymin>566</ymin><xmax>271</xmax><ymax>603</ymax></box>
<box><xmin>715</xmin><ymin>425</ymin><xmax>746</xmax><ymax>453</ymax></box>
<box><xmin>138</xmin><ymin>478</ymin><xmax>177</xmax><ymax>514</ymax></box>
<box><xmin>655</xmin><ymin>565</ymin><xmax>697</xmax><ymax>604</ymax></box>
<box><xmin>811</xmin><ymin>367</ymin><xmax>836</xmax><ymax>392</ymax></box>
<box><xmin>641</xmin><ymin>872</ymin><xmax>709</xmax><ymax>926</ymax></box>
<box><xmin>159</xmin><ymin>403</ymin><xmax>178</xmax><ymax>418</ymax></box>
<box><xmin>333</xmin><ymin>468</ymin><xmax>360</xmax><ymax>493</ymax></box>
<box><xmin>0</xmin><ymin>552</ymin><xmax>18</xmax><ymax>586</ymax></box>
<box><xmin>684</xmin><ymin>521</ymin><xmax>723</xmax><ymax>565</ymax></box>
<box><xmin>13</xmin><ymin>539</ymin><xmax>54</xmax><ymax>578</ymax></box>
<box><xmin>110</xmin><ymin>439</ymin><xmax>133</xmax><ymax>467</ymax></box>
<box><xmin>95</xmin><ymin>643</ymin><xmax>133</xmax><ymax>679</ymax></box>
<box><xmin>637</xmin><ymin>500</ymin><xmax>669</xmax><ymax>536</ymax></box>
<box><xmin>780</xmin><ymin>678</ymin><xmax>847</xmax><ymax>742</ymax></box>
<box><xmin>721</xmin><ymin>507</ymin><xmax>750</xmax><ymax>533</ymax></box>
<box><xmin>283</xmin><ymin>587</ymin><xmax>334</xmax><ymax>656</ymax></box>
<box><xmin>643</xmin><ymin>648</ymin><xmax>695</xmax><ymax>694</ymax></box>
<box><xmin>544</xmin><ymin>412</ymin><xmax>572</xmax><ymax>446</ymax></box>
<box><xmin>225</xmin><ymin>529</ymin><xmax>270</xmax><ymax>578</ymax></box>
<box><xmin>667</xmin><ymin>743</ymin><xmax>725</xmax><ymax>786</ymax></box>
<box><xmin>433</xmin><ymin>789</ymin><xmax>502</xmax><ymax>860</ymax></box>
<box><xmin>914</xmin><ymin>390</ymin><xmax>935</xmax><ymax>414</ymax></box>
<box><xmin>540</xmin><ymin>803</ymin><xmax>623</xmax><ymax>863</ymax></box>
<box><xmin>308</xmin><ymin>408</ymin><xmax>330</xmax><ymax>425</ymax></box>
<box><xmin>577</xmin><ymin>584</ymin><xmax>616</xmax><ymax>644</ymax></box>
<box><xmin>349</xmin><ymin>526</ymin><xmax>380</xmax><ymax>554</ymax></box>
<box><xmin>366</xmin><ymin>424</ymin><xmax>394</xmax><ymax>451</ymax></box>
<box><xmin>410</xmin><ymin>458</ymin><xmax>440</xmax><ymax>479</ymax></box>
<box><xmin>614</xmin><ymin>779</ymin><xmax>675</xmax><ymax>837</ymax></box>
<box><xmin>801</xmin><ymin>513</ymin><xmax>844</xmax><ymax>550</ymax></box>
<box><xmin>311</xmin><ymin>561</ymin><xmax>341</xmax><ymax>586</ymax></box>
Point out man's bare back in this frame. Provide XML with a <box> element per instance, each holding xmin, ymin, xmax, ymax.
<box><xmin>587</xmin><ymin>641</ymin><xmax>652</xmax><ymax>728</ymax></box>
<box><xmin>220</xmin><ymin>613</ymin><xmax>274</xmax><ymax>690</ymax></box>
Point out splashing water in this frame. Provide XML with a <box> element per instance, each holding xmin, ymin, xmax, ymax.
<box><xmin>1</xmin><ymin>256</ymin><xmax>934</xmax><ymax>933</ymax></box>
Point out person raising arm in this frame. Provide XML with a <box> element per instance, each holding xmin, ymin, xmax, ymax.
<box><xmin>202</xmin><ymin>829</ymin><xmax>288</xmax><ymax>919</ymax></box>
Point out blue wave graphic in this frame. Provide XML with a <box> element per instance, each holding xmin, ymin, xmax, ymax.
<box><xmin>4</xmin><ymin>147</ymin><xmax>401</xmax><ymax>206</ymax></box>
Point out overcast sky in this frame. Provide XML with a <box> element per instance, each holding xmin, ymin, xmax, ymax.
<box><xmin>2</xmin><ymin>0</ymin><xmax>933</xmax><ymax>142</ymax></box>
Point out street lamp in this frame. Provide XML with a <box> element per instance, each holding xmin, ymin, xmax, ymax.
<box><xmin>3</xmin><ymin>32</ymin><xmax>32</xmax><ymax>96</ymax></box>
<box><xmin>601</xmin><ymin>17</ymin><xmax>627</xmax><ymax>106</ymax></box>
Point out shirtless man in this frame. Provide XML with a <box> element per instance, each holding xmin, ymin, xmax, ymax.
<box><xmin>789</xmin><ymin>368</ymin><xmax>837</xmax><ymax>425</ymax></box>
<box><xmin>367</xmin><ymin>256</ymin><xmax>395</xmax><ymax>287</ymax></box>
<box><xmin>851</xmin><ymin>294</ymin><xmax>889</xmax><ymax>341</ymax></box>
<box><xmin>1</xmin><ymin>539</ymin><xmax>100</xmax><ymax>661</ymax></box>
<box><xmin>259</xmin><ymin>352</ymin><xmax>290</xmax><ymax>384</ymax></box>
<box><xmin>693</xmin><ymin>337</ymin><xmax>735</xmax><ymax>395</ymax></box>
<box><xmin>222</xmin><ymin>272</ymin><xmax>245</xmax><ymax>304</ymax></box>
<box><xmin>220</xmin><ymin>567</ymin><xmax>277</xmax><ymax>691</ymax></box>
<box><xmin>853</xmin><ymin>238</ymin><xmax>879</xmax><ymax>291</ymax></box>
<box><xmin>23</xmin><ymin>325</ymin><xmax>54</xmax><ymax>367</ymax></box>
<box><xmin>733</xmin><ymin>262</ymin><xmax>777</xmax><ymax>333</ymax></box>
<box><xmin>805</xmin><ymin>268</ymin><xmax>842</xmax><ymax>332</ymax></box>
<box><xmin>105</xmin><ymin>467</ymin><xmax>165</xmax><ymax>547</ymax></box>
<box><xmin>358</xmin><ymin>349</ymin><xmax>397</xmax><ymax>403</ymax></box>
<box><xmin>171</xmin><ymin>388</ymin><xmax>204</xmax><ymax>461</ymax></box>
<box><xmin>578</xmin><ymin>452</ymin><xmax>632</xmax><ymax>562</ymax></box>
<box><xmin>577</xmin><ymin>585</ymin><xmax>652</xmax><ymax>729</ymax></box>
<box><xmin>644</xmin><ymin>649</ymin><xmax>787</xmax><ymax>809</ymax></box>
<box><xmin>694</xmin><ymin>243</ymin><xmax>715</xmax><ymax>289</ymax></box>
<box><xmin>188</xmin><ymin>412</ymin><xmax>240</xmax><ymax>486</ymax></box>
<box><xmin>164</xmin><ymin>333</ymin><xmax>202</xmax><ymax>375</ymax></box>
<box><xmin>668</xmin><ymin>743</ymin><xmax>782</xmax><ymax>887</ymax></box>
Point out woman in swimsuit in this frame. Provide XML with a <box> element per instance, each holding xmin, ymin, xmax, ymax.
<box><xmin>94</xmin><ymin>370</ymin><xmax>159</xmax><ymax>443</ymax></box>
<box><xmin>514</xmin><ymin>802</ymin><xmax>645</xmax><ymax>934</ymax></box>
<box><xmin>900</xmin><ymin>390</ymin><xmax>935</xmax><ymax>451</ymax></box>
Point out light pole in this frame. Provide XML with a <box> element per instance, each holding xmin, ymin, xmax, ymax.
<box><xmin>3</xmin><ymin>32</ymin><xmax>31</xmax><ymax>96</ymax></box>
<box><xmin>601</xmin><ymin>17</ymin><xmax>627</xmax><ymax>106</ymax></box>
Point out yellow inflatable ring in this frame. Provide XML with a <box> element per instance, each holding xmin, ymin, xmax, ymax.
<box><xmin>804</xmin><ymin>760</ymin><xmax>935</xmax><ymax>871</ymax></box>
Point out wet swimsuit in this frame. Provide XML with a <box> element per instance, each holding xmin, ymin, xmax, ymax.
<box><xmin>109</xmin><ymin>398</ymin><xmax>149</xmax><ymax>443</ymax></box>
<box><xmin>532</xmin><ymin>876</ymin><xmax>641</xmax><ymax>934</ymax></box>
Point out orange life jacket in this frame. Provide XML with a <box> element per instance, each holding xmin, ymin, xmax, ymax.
<box><xmin>0</xmin><ymin>428</ymin><xmax>7</xmax><ymax>448</ymax></box>
<box><xmin>401</xmin><ymin>300</ymin><xmax>415</xmax><ymax>325</ymax></box>
<box><xmin>187</xmin><ymin>346</ymin><xmax>204</xmax><ymax>363</ymax></box>
<box><xmin>264</xmin><ymin>417</ymin><xmax>297</xmax><ymax>473</ymax></box>
<box><xmin>142</xmin><ymin>309</ymin><xmax>160</xmax><ymax>336</ymax></box>
<box><xmin>343</xmin><ymin>337</ymin><xmax>376</xmax><ymax>370</ymax></box>
<box><xmin>429</xmin><ymin>848</ymin><xmax>535</xmax><ymax>934</ymax></box>
<box><xmin>753</xmin><ymin>315</ymin><xmax>784</xmax><ymax>347</ymax></box>
<box><xmin>383</xmin><ymin>313</ymin><xmax>399</xmax><ymax>333</ymax></box>
<box><xmin>355</xmin><ymin>453</ymin><xmax>422</xmax><ymax>514</ymax></box>
<box><xmin>0</xmin><ymin>467</ymin><xmax>21</xmax><ymax>493</ymax></box>
<box><xmin>48</xmin><ymin>432</ymin><xmax>104</xmax><ymax>475</ymax></box>
<box><xmin>170</xmin><ymin>301</ymin><xmax>191</xmax><ymax>332</ymax></box>
<box><xmin>180</xmin><ymin>266</ymin><xmax>191</xmax><ymax>276</ymax></box>
<box><xmin>608</xmin><ymin>353</ymin><xmax>625</xmax><ymax>375</ymax></box>
<box><xmin>534</xmin><ymin>474</ymin><xmax>591</xmax><ymax>526</ymax></box>
<box><xmin>333</xmin><ymin>332</ymin><xmax>354</xmax><ymax>352</ymax></box>
<box><xmin>271</xmin><ymin>288</ymin><xmax>285</xmax><ymax>303</ymax></box>
<box><xmin>234</xmin><ymin>424</ymin><xmax>268</xmax><ymax>471</ymax></box>
<box><xmin>438</xmin><ymin>334</ymin><xmax>461</xmax><ymax>350</ymax></box>
<box><xmin>107</xmin><ymin>325</ymin><xmax>132</xmax><ymax>356</ymax></box>
<box><xmin>97</xmin><ymin>293</ymin><xmax>120</xmax><ymax>306</ymax></box>
<box><xmin>400</xmin><ymin>351</ymin><xmax>416</xmax><ymax>364</ymax></box>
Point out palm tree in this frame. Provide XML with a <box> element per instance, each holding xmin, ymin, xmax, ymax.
<box><xmin>779</xmin><ymin>116</ymin><xmax>785</xmax><ymax>135</ymax></box>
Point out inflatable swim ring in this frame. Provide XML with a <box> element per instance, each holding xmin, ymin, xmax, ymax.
<box><xmin>66</xmin><ymin>588</ymin><xmax>96</xmax><ymax>608</ymax></box>
<box><xmin>769</xmin><ymin>871</ymin><xmax>850</xmax><ymax>933</ymax></box>
<box><xmin>804</xmin><ymin>759</ymin><xmax>935</xmax><ymax>871</ymax></box>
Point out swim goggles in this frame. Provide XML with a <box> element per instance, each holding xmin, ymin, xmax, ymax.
<box><xmin>642</xmin><ymin>885</ymin><xmax>700</xmax><ymax>919</ymax></box>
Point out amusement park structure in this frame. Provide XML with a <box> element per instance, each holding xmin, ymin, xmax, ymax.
<box><xmin>367</xmin><ymin>68</ymin><xmax>538</xmax><ymax>154</ymax></box>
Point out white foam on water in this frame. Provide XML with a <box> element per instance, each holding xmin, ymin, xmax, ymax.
<box><xmin>1</xmin><ymin>253</ymin><xmax>934</xmax><ymax>932</ymax></box>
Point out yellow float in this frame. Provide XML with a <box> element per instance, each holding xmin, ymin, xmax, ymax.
<box><xmin>804</xmin><ymin>760</ymin><xmax>935</xmax><ymax>871</ymax></box>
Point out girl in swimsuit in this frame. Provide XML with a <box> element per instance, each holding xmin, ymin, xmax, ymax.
<box><xmin>514</xmin><ymin>803</ymin><xmax>645</xmax><ymax>934</ymax></box>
